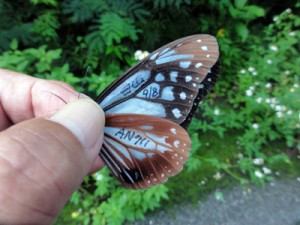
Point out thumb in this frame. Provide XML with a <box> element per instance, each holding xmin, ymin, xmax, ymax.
<box><xmin>0</xmin><ymin>99</ymin><xmax>105</xmax><ymax>224</ymax></box>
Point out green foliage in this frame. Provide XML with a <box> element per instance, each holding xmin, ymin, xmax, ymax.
<box><xmin>0</xmin><ymin>0</ymin><xmax>299</xmax><ymax>224</ymax></box>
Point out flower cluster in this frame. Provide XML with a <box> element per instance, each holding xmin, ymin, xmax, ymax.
<box><xmin>134</xmin><ymin>50</ymin><xmax>150</xmax><ymax>60</ymax></box>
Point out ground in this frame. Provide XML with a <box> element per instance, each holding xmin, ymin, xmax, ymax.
<box><xmin>127</xmin><ymin>178</ymin><xmax>300</xmax><ymax>225</ymax></box>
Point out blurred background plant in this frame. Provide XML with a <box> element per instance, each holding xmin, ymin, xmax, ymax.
<box><xmin>0</xmin><ymin>0</ymin><xmax>299</xmax><ymax>224</ymax></box>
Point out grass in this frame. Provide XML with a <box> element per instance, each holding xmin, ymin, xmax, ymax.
<box><xmin>165</xmin><ymin>129</ymin><xmax>300</xmax><ymax>206</ymax></box>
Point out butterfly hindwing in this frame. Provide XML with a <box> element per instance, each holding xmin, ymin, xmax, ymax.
<box><xmin>96</xmin><ymin>34</ymin><xmax>220</xmax><ymax>127</ymax></box>
<box><xmin>100</xmin><ymin>114</ymin><xmax>191</xmax><ymax>189</ymax></box>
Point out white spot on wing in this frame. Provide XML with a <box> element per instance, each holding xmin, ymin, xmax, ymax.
<box><xmin>197</xmin><ymin>39</ymin><xmax>202</xmax><ymax>42</ymax></box>
<box><xmin>155</xmin><ymin>73</ymin><xmax>165</xmax><ymax>82</ymax></box>
<box><xmin>174</xmin><ymin>140</ymin><xmax>180</xmax><ymax>148</ymax></box>
<box><xmin>172</xmin><ymin>108</ymin><xmax>182</xmax><ymax>118</ymax></box>
<box><xmin>195</xmin><ymin>63</ymin><xmax>203</xmax><ymax>68</ymax></box>
<box><xmin>179</xmin><ymin>61</ymin><xmax>191</xmax><ymax>69</ymax></box>
<box><xmin>180</xmin><ymin>92</ymin><xmax>186</xmax><ymax>100</ymax></box>
<box><xmin>201</xmin><ymin>46</ymin><xmax>208</xmax><ymax>50</ymax></box>
<box><xmin>162</xmin><ymin>86</ymin><xmax>175</xmax><ymax>101</ymax></box>
<box><xmin>185</xmin><ymin>75</ymin><xmax>192</xmax><ymax>82</ymax></box>
<box><xmin>170</xmin><ymin>128</ymin><xmax>177</xmax><ymax>134</ymax></box>
<box><xmin>170</xmin><ymin>71</ymin><xmax>178</xmax><ymax>82</ymax></box>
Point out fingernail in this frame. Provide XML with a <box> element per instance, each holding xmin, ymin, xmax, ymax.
<box><xmin>50</xmin><ymin>99</ymin><xmax>105</xmax><ymax>150</ymax></box>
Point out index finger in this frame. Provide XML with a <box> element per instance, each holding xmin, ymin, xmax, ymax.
<box><xmin>0</xmin><ymin>69</ymin><xmax>87</xmax><ymax>131</ymax></box>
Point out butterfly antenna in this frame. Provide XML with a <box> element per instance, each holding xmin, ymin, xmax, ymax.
<box><xmin>77</xmin><ymin>66</ymin><xmax>92</xmax><ymax>99</ymax></box>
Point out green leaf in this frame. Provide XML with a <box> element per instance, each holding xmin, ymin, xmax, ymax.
<box><xmin>100</xmin><ymin>12</ymin><xmax>139</xmax><ymax>46</ymax></box>
<box><xmin>234</xmin><ymin>0</ymin><xmax>247</xmax><ymax>8</ymax></box>
<box><xmin>10</xmin><ymin>39</ymin><xmax>18</xmax><ymax>50</ymax></box>
<box><xmin>30</xmin><ymin>0</ymin><xmax>57</xmax><ymax>6</ymax></box>
<box><xmin>236</xmin><ymin>22</ymin><xmax>249</xmax><ymax>41</ymax></box>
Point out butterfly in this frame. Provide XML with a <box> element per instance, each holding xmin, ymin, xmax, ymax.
<box><xmin>95</xmin><ymin>34</ymin><xmax>220</xmax><ymax>189</ymax></box>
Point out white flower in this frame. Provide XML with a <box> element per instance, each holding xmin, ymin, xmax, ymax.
<box><xmin>290</xmin><ymin>88</ymin><xmax>295</xmax><ymax>93</ymax></box>
<box><xmin>255</xmin><ymin>170</ymin><xmax>264</xmax><ymax>178</ymax></box>
<box><xmin>213</xmin><ymin>172</ymin><xmax>223</xmax><ymax>180</ymax></box>
<box><xmin>287</xmin><ymin>110</ymin><xmax>293</xmax><ymax>115</ymax></box>
<box><xmin>246</xmin><ymin>89</ymin><xmax>253</xmax><ymax>96</ymax></box>
<box><xmin>269</xmin><ymin>45</ymin><xmax>278</xmax><ymax>51</ymax></box>
<box><xmin>214</xmin><ymin>108</ymin><xmax>220</xmax><ymax>115</ymax></box>
<box><xmin>262</xmin><ymin>167</ymin><xmax>272</xmax><ymax>175</ymax></box>
<box><xmin>249</xmin><ymin>86</ymin><xmax>255</xmax><ymax>91</ymax></box>
<box><xmin>142</xmin><ymin>51</ymin><xmax>149</xmax><ymax>58</ymax></box>
<box><xmin>276</xmin><ymin>111</ymin><xmax>283</xmax><ymax>118</ymax></box>
<box><xmin>273</xmin><ymin>16</ymin><xmax>279</xmax><ymax>22</ymax></box>
<box><xmin>289</xmin><ymin>31</ymin><xmax>296</xmax><ymax>37</ymax></box>
<box><xmin>265</xmin><ymin>83</ymin><xmax>272</xmax><ymax>88</ymax></box>
<box><xmin>285</xmin><ymin>8</ymin><xmax>292</xmax><ymax>13</ymax></box>
<box><xmin>284</xmin><ymin>70</ymin><xmax>290</xmax><ymax>75</ymax></box>
<box><xmin>271</xmin><ymin>98</ymin><xmax>278</xmax><ymax>104</ymax></box>
<box><xmin>253</xmin><ymin>158</ymin><xmax>264</xmax><ymax>165</ymax></box>
<box><xmin>134</xmin><ymin>50</ymin><xmax>149</xmax><ymax>60</ymax></box>
<box><xmin>252</xmin><ymin>123</ymin><xmax>259</xmax><ymax>129</ymax></box>
<box><xmin>275</xmin><ymin>171</ymin><xmax>280</xmax><ymax>176</ymax></box>
<box><xmin>240</xmin><ymin>69</ymin><xmax>246</xmax><ymax>74</ymax></box>
<box><xmin>266</xmin><ymin>98</ymin><xmax>271</xmax><ymax>103</ymax></box>
<box><xmin>248</xmin><ymin>67</ymin><xmax>255</xmax><ymax>72</ymax></box>
<box><xmin>267</xmin><ymin>59</ymin><xmax>272</xmax><ymax>64</ymax></box>
<box><xmin>252</xmin><ymin>71</ymin><xmax>258</xmax><ymax>76</ymax></box>
<box><xmin>275</xmin><ymin>105</ymin><xmax>283</xmax><ymax>111</ymax></box>
<box><xmin>256</xmin><ymin>97</ymin><xmax>263</xmax><ymax>103</ymax></box>
<box><xmin>294</xmin><ymin>83</ymin><xmax>299</xmax><ymax>88</ymax></box>
<box><xmin>237</xmin><ymin>153</ymin><xmax>244</xmax><ymax>158</ymax></box>
<box><xmin>95</xmin><ymin>172</ymin><xmax>104</xmax><ymax>181</ymax></box>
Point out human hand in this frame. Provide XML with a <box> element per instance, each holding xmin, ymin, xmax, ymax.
<box><xmin>0</xmin><ymin>69</ymin><xmax>105</xmax><ymax>224</ymax></box>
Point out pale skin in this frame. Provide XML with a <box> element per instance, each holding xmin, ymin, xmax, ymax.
<box><xmin>0</xmin><ymin>69</ymin><xmax>106</xmax><ymax>224</ymax></box>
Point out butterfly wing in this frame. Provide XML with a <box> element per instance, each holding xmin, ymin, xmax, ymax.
<box><xmin>100</xmin><ymin>114</ymin><xmax>191</xmax><ymax>189</ymax></box>
<box><xmin>96</xmin><ymin>34</ymin><xmax>220</xmax><ymax>128</ymax></box>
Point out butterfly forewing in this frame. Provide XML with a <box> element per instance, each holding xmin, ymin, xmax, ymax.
<box><xmin>100</xmin><ymin>114</ymin><xmax>191</xmax><ymax>189</ymax></box>
<box><xmin>96</xmin><ymin>34</ymin><xmax>220</xmax><ymax>128</ymax></box>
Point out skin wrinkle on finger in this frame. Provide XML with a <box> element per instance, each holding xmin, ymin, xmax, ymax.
<box><xmin>0</xmin><ymin>130</ymin><xmax>65</xmax><ymax>217</ymax></box>
<box><xmin>0</xmin><ymin>187</ymin><xmax>55</xmax><ymax>222</ymax></box>
<box><xmin>9</xmin><ymin>131</ymin><xmax>65</xmax><ymax>195</ymax></box>
<box><xmin>2</xmin><ymin>75</ymin><xmax>35</xmax><ymax>122</ymax></box>
<box><xmin>0</xmin><ymin>119</ymin><xmax>91</xmax><ymax>222</ymax></box>
<box><xmin>0</xmin><ymin>69</ymin><xmax>82</xmax><ymax>126</ymax></box>
<box><xmin>18</xmin><ymin>120</ymin><xmax>88</xmax><ymax>193</ymax></box>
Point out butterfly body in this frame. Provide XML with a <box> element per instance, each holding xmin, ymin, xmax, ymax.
<box><xmin>96</xmin><ymin>34</ymin><xmax>220</xmax><ymax>189</ymax></box>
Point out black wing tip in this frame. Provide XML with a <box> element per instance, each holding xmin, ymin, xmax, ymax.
<box><xmin>180</xmin><ymin>60</ymin><xmax>221</xmax><ymax>129</ymax></box>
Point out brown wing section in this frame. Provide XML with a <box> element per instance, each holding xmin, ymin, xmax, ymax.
<box><xmin>100</xmin><ymin>114</ymin><xmax>191</xmax><ymax>189</ymax></box>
